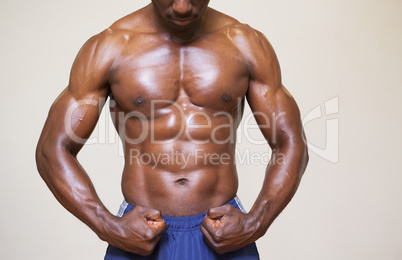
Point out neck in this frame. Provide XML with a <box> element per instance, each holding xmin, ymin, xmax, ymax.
<box><xmin>148</xmin><ymin>4</ymin><xmax>209</xmax><ymax>43</ymax></box>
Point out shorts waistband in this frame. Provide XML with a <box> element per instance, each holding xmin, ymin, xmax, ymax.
<box><xmin>120</xmin><ymin>196</ymin><xmax>244</xmax><ymax>231</ymax></box>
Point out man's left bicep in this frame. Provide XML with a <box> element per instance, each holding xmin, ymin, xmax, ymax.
<box><xmin>243</xmin><ymin>28</ymin><xmax>306</xmax><ymax>149</ymax></box>
<box><xmin>246</xmin><ymin>82</ymin><xmax>305</xmax><ymax>149</ymax></box>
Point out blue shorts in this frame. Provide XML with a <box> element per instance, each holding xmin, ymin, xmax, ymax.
<box><xmin>105</xmin><ymin>196</ymin><xmax>260</xmax><ymax>260</ymax></box>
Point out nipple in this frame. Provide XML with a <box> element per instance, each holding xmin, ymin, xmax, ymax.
<box><xmin>221</xmin><ymin>94</ymin><xmax>232</xmax><ymax>103</ymax></box>
<box><xmin>134</xmin><ymin>97</ymin><xmax>145</xmax><ymax>106</ymax></box>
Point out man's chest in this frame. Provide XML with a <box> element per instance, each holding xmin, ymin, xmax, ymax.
<box><xmin>108</xmin><ymin>35</ymin><xmax>249</xmax><ymax>113</ymax></box>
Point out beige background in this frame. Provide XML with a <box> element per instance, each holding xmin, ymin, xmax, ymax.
<box><xmin>1</xmin><ymin>0</ymin><xmax>401</xmax><ymax>259</ymax></box>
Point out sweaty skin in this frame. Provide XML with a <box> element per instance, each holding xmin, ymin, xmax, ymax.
<box><xmin>36</xmin><ymin>0</ymin><xmax>308</xmax><ymax>256</ymax></box>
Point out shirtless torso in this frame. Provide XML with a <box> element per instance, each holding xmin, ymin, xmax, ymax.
<box><xmin>111</xmin><ymin>7</ymin><xmax>248</xmax><ymax>216</ymax></box>
<box><xmin>36</xmin><ymin>1</ymin><xmax>308</xmax><ymax>256</ymax></box>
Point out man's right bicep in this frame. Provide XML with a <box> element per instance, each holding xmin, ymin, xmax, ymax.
<box><xmin>39</xmin><ymin>87</ymin><xmax>107</xmax><ymax>155</ymax></box>
<box><xmin>39</xmin><ymin>32</ymin><xmax>118</xmax><ymax>153</ymax></box>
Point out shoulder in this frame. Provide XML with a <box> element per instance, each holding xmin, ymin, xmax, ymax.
<box><xmin>73</xmin><ymin>28</ymin><xmax>127</xmax><ymax>73</ymax></box>
<box><xmin>75</xmin><ymin>11</ymin><xmax>143</xmax><ymax>67</ymax></box>
<box><xmin>205</xmin><ymin>9</ymin><xmax>275</xmax><ymax>66</ymax></box>
<box><xmin>70</xmin><ymin>28</ymin><xmax>131</xmax><ymax>85</ymax></box>
<box><xmin>205</xmin><ymin>8</ymin><xmax>266</xmax><ymax>45</ymax></box>
<box><xmin>227</xmin><ymin>24</ymin><xmax>274</xmax><ymax>61</ymax></box>
<box><xmin>223</xmin><ymin>23</ymin><xmax>279</xmax><ymax>81</ymax></box>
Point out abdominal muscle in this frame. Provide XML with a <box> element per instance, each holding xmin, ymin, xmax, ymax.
<box><xmin>121</xmin><ymin>140</ymin><xmax>239</xmax><ymax>216</ymax></box>
<box><xmin>110</xmin><ymin>84</ymin><xmax>244</xmax><ymax>216</ymax></box>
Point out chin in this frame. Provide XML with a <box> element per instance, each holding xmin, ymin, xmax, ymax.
<box><xmin>166</xmin><ymin>16</ymin><xmax>199</xmax><ymax>27</ymax></box>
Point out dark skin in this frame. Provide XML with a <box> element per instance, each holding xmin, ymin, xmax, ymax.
<box><xmin>36</xmin><ymin>0</ymin><xmax>308</xmax><ymax>256</ymax></box>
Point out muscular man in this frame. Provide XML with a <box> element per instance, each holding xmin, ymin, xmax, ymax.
<box><xmin>36</xmin><ymin>1</ymin><xmax>308</xmax><ymax>259</ymax></box>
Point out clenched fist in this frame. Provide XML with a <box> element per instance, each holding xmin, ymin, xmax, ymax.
<box><xmin>105</xmin><ymin>205</ymin><xmax>168</xmax><ymax>256</ymax></box>
<box><xmin>200</xmin><ymin>204</ymin><xmax>259</xmax><ymax>255</ymax></box>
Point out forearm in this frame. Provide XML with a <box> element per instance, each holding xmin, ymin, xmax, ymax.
<box><xmin>36</xmin><ymin>145</ymin><xmax>114</xmax><ymax>241</ymax></box>
<box><xmin>248</xmin><ymin>141</ymin><xmax>309</xmax><ymax>236</ymax></box>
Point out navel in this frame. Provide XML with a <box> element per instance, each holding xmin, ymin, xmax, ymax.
<box><xmin>175</xmin><ymin>178</ymin><xmax>188</xmax><ymax>185</ymax></box>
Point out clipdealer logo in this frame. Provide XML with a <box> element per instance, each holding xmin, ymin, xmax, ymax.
<box><xmin>63</xmin><ymin>96</ymin><xmax>340</xmax><ymax>164</ymax></box>
<box><xmin>303</xmin><ymin>96</ymin><xmax>339</xmax><ymax>163</ymax></box>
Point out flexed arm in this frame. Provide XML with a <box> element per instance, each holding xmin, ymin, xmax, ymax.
<box><xmin>35</xmin><ymin>30</ymin><xmax>167</xmax><ymax>256</ymax></box>
<box><xmin>246</xmin><ymin>28</ymin><xmax>309</xmax><ymax>235</ymax></box>
<box><xmin>201</xmin><ymin>26</ymin><xmax>309</xmax><ymax>254</ymax></box>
